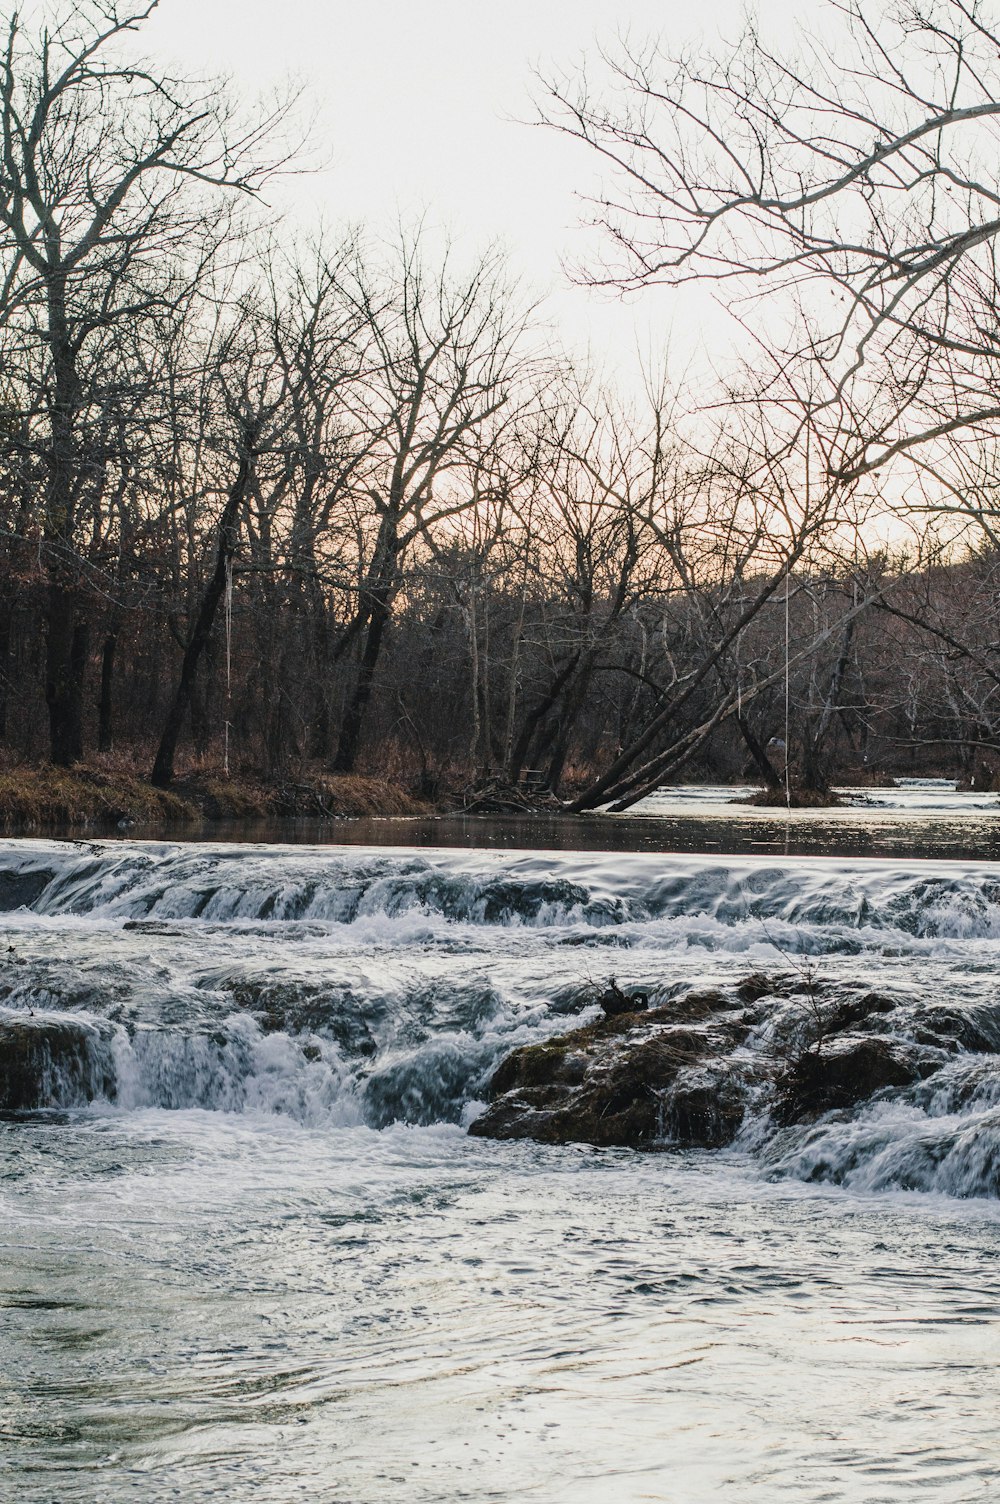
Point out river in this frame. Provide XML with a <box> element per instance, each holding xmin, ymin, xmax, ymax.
<box><xmin>3</xmin><ymin>783</ymin><xmax>1000</xmax><ymax>1501</ymax></box>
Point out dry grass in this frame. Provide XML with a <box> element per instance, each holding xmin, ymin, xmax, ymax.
<box><xmin>272</xmin><ymin>774</ymin><xmax>429</xmax><ymax>818</ymax></box>
<box><xmin>0</xmin><ymin>765</ymin><xmax>197</xmax><ymax>831</ymax></box>
<box><xmin>173</xmin><ymin>771</ymin><xmax>427</xmax><ymax>819</ymax></box>
<box><xmin>0</xmin><ymin>759</ymin><xmax>431</xmax><ymax>832</ymax></box>
<box><xmin>173</xmin><ymin>773</ymin><xmax>273</xmax><ymax>820</ymax></box>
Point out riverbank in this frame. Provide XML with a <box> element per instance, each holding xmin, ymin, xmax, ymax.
<box><xmin>0</xmin><ymin>763</ymin><xmax>430</xmax><ymax>833</ymax></box>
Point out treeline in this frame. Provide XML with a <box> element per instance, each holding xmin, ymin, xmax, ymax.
<box><xmin>3</xmin><ymin>4</ymin><xmax>1000</xmax><ymax>807</ymax></box>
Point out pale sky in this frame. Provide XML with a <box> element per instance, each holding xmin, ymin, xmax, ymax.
<box><xmin>137</xmin><ymin>0</ymin><xmax>802</xmax><ymax>389</ymax></box>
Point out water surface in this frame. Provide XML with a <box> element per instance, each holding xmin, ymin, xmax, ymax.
<box><xmin>120</xmin><ymin>777</ymin><xmax>1000</xmax><ymax>860</ymax></box>
<box><xmin>3</xmin><ymin>794</ymin><xmax>1000</xmax><ymax>1502</ymax></box>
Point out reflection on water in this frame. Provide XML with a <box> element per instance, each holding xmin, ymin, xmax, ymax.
<box><xmin>627</xmin><ymin>776</ymin><xmax>1000</xmax><ymax>816</ymax></box>
<box><xmin>110</xmin><ymin>780</ymin><xmax>1000</xmax><ymax>861</ymax></box>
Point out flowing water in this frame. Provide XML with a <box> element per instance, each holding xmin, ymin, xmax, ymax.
<box><xmin>3</xmin><ymin>799</ymin><xmax>1000</xmax><ymax>1502</ymax></box>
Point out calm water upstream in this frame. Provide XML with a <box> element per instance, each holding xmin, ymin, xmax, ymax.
<box><xmin>3</xmin><ymin>783</ymin><xmax>1000</xmax><ymax>1502</ymax></box>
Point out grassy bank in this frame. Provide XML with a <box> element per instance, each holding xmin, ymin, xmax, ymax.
<box><xmin>0</xmin><ymin>762</ymin><xmax>430</xmax><ymax>834</ymax></box>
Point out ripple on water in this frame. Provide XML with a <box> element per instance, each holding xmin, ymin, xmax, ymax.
<box><xmin>2</xmin><ymin>835</ymin><xmax>1000</xmax><ymax>1500</ymax></box>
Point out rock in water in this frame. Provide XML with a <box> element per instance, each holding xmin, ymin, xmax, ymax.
<box><xmin>0</xmin><ymin>867</ymin><xmax>53</xmax><ymax>911</ymax></box>
<box><xmin>469</xmin><ymin>992</ymin><xmax>752</xmax><ymax>1150</ymax></box>
<box><xmin>774</xmin><ymin>1035</ymin><xmax>930</xmax><ymax>1122</ymax></box>
<box><xmin>597</xmin><ymin>981</ymin><xmax>650</xmax><ymax>1018</ymax></box>
<box><xmin>0</xmin><ymin>1015</ymin><xmax>116</xmax><ymax>1110</ymax></box>
<box><xmin>468</xmin><ymin>975</ymin><xmax>954</xmax><ymax>1153</ymax></box>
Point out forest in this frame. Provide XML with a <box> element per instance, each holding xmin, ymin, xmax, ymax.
<box><xmin>5</xmin><ymin>0</ymin><xmax>1000</xmax><ymax>815</ymax></box>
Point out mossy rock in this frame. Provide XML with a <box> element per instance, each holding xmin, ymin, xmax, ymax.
<box><xmin>908</xmin><ymin>1002</ymin><xmax>1000</xmax><ymax>1055</ymax></box>
<box><xmin>489</xmin><ymin>1039</ymin><xmax>589</xmax><ymax>1096</ymax></box>
<box><xmin>736</xmin><ymin>972</ymin><xmax>797</xmax><ymax>1004</ymax></box>
<box><xmin>821</xmin><ymin>991</ymin><xmax>899</xmax><ymax>1036</ymax></box>
<box><xmin>663</xmin><ymin>1066</ymin><xmax>747</xmax><ymax>1148</ymax></box>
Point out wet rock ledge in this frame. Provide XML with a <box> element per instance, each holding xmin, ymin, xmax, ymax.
<box><xmin>469</xmin><ymin>988</ymin><xmax>749</xmax><ymax>1149</ymax></box>
<box><xmin>468</xmin><ymin>976</ymin><xmax>957</xmax><ymax>1151</ymax></box>
<box><xmin>0</xmin><ymin>1013</ymin><xmax>116</xmax><ymax>1110</ymax></box>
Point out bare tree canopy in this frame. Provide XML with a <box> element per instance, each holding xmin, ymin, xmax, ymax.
<box><xmin>0</xmin><ymin>0</ymin><xmax>291</xmax><ymax>764</ymax></box>
<box><xmin>541</xmin><ymin>1</ymin><xmax>1000</xmax><ymax>482</ymax></box>
<box><xmin>1</xmin><ymin>1</ymin><xmax>999</xmax><ymax>808</ymax></box>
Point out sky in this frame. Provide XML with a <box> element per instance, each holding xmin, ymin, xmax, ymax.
<box><xmin>133</xmin><ymin>0</ymin><xmax>802</xmax><ymax>392</ymax></box>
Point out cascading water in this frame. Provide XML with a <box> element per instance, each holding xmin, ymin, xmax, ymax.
<box><xmin>4</xmin><ymin>838</ymin><xmax>1000</xmax><ymax>1194</ymax></box>
<box><xmin>5</xmin><ymin>832</ymin><xmax>1000</xmax><ymax>1504</ymax></box>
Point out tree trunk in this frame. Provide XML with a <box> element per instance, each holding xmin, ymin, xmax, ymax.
<box><xmin>45</xmin><ymin>583</ymin><xmax>86</xmax><ymax>765</ymax></box>
<box><xmin>544</xmin><ymin>654</ymin><xmax>598</xmax><ymax>793</ymax></box>
<box><xmin>97</xmin><ymin>625</ymin><xmax>118</xmax><ymax>753</ymax></box>
<box><xmin>509</xmin><ymin>653</ymin><xmax>581</xmax><ymax>783</ymax></box>
<box><xmin>308</xmin><ymin>587</ymin><xmax>333</xmax><ymax>760</ymax></box>
<box><xmin>332</xmin><ymin>517</ymin><xmax>402</xmax><ymax>774</ymax></box>
<box><xmin>570</xmin><ymin>566</ymin><xmax>800</xmax><ymax>811</ymax></box>
<box><xmin>189</xmin><ymin>663</ymin><xmax>211</xmax><ymax>757</ymax></box>
<box><xmin>44</xmin><ymin>266</ymin><xmax>88</xmax><ymax>766</ymax></box>
<box><xmin>735</xmin><ymin>713</ymin><xmax>782</xmax><ymax>789</ymax></box>
<box><xmin>151</xmin><ymin>444</ymin><xmax>253</xmax><ymax>788</ymax></box>
<box><xmin>333</xmin><ymin>592</ymin><xmax>392</xmax><ymax>773</ymax></box>
<box><xmin>802</xmin><ymin>617</ymin><xmax>857</xmax><ymax>791</ymax></box>
<box><xmin>0</xmin><ymin>602</ymin><xmax>11</xmax><ymax>742</ymax></box>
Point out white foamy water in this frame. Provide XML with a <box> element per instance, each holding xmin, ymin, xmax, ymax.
<box><xmin>2</xmin><ymin>835</ymin><xmax>1000</xmax><ymax>1501</ymax></box>
<box><xmin>627</xmin><ymin>778</ymin><xmax>1000</xmax><ymax>816</ymax></box>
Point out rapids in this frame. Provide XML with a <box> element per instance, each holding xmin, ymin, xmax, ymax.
<box><xmin>3</xmin><ymin>828</ymin><xmax>1000</xmax><ymax>1500</ymax></box>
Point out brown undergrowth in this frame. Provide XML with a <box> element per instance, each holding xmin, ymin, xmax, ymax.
<box><xmin>0</xmin><ymin>765</ymin><xmax>195</xmax><ymax>830</ymax></box>
<box><xmin>181</xmin><ymin>772</ymin><xmax>429</xmax><ymax>820</ymax></box>
<box><xmin>0</xmin><ymin>758</ymin><xmax>430</xmax><ymax>832</ymax></box>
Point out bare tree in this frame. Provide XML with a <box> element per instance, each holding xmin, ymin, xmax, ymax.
<box><xmin>567</xmin><ymin>366</ymin><xmax>876</xmax><ymax>811</ymax></box>
<box><xmin>502</xmin><ymin>380</ymin><xmax>665</xmax><ymax>792</ymax></box>
<box><xmin>328</xmin><ymin>231</ymin><xmax>542</xmax><ymax>773</ymax></box>
<box><xmin>0</xmin><ymin>1</ymin><xmax>288</xmax><ymax>763</ymax></box>
<box><xmin>541</xmin><ymin>1</ymin><xmax>1000</xmax><ymax>492</ymax></box>
<box><xmin>150</xmin><ymin>239</ymin><xmax>364</xmax><ymax>788</ymax></box>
